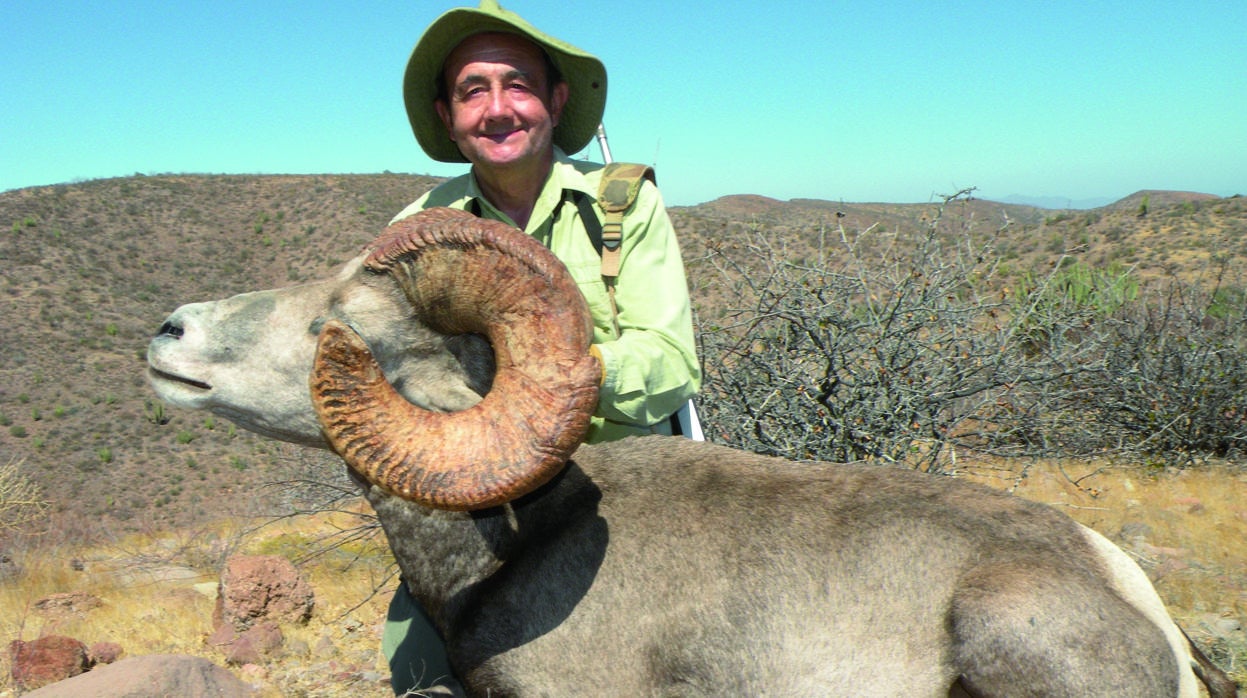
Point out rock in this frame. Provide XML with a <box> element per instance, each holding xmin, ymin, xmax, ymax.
<box><xmin>1201</xmin><ymin>613</ymin><xmax>1245</xmax><ymax>639</ymax></box>
<box><xmin>223</xmin><ymin>622</ymin><xmax>284</xmax><ymax>666</ymax></box>
<box><xmin>21</xmin><ymin>654</ymin><xmax>255</xmax><ymax>697</ymax></box>
<box><xmin>104</xmin><ymin>558</ymin><xmax>207</xmax><ymax>587</ymax></box>
<box><xmin>340</xmin><ymin>617</ymin><xmax>363</xmax><ymax>633</ymax></box>
<box><xmin>285</xmin><ymin>637</ymin><xmax>310</xmax><ymax>659</ymax></box>
<box><xmin>208</xmin><ymin>620</ymin><xmax>285</xmax><ymax>666</ymax></box>
<box><xmin>214</xmin><ymin>554</ymin><xmax>314</xmax><ymax>633</ymax></box>
<box><xmin>209</xmin><ymin>554</ymin><xmax>311</xmax><ymax>665</ymax></box>
<box><xmin>1215</xmin><ymin>617</ymin><xmax>1243</xmax><ymax>635</ymax></box>
<box><xmin>313</xmin><ymin>634</ymin><xmax>338</xmax><ymax>659</ymax></box>
<box><xmin>8</xmin><ymin>635</ymin><xmax>90</xmax><ymax>691</ymax></box>
<box><xmin>207</xmin><ymin>621</ymin><xmax>239</xmax><ymax>649</ymax></box>
<box><xmin>237</xmin><ymin>662</ymin><xmax>269</xmax><ymax>681</ymax></box>
<box><xmin>194</xmin><ymin>581</ymin><xmax>220</xmax><ymax>599</ymax></box>
<box><xmin>88</xmin><ymin>641</ymin><xmax>125</xmax><ymax>665</ymax></box>
<box><xmin>1117</xmin><ymin>521</ymin><xmax>1153</xmax><ymax>542</ymax></box>
<box><xmin>33</xmin><ymin>591</ymin><xmax>103</xmax><ymax>615</ymax></box>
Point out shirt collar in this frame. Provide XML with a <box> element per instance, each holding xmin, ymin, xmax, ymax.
<box><xmin>465</xmin><ymin>148</ymin><xmax>597</xmax><ymax>233</ymax></box>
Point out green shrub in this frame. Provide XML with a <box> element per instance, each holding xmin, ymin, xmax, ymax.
<box><xmin>144</xmin><ymin>400</ymin><xmax>169</xmax><ymax>425</ymax></box>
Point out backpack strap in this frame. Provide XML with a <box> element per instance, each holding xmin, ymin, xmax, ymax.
<box><xmin>595</xmin><ymin>162</ymin><xmax>655</xmax><ymax>278</ymax></box>
<box><xmin>571</xmin><ymin>162</ymin><xmax>655</xmax><ymax>337</ymax></box>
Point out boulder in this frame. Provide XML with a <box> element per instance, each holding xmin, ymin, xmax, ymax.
<box><xmin>22</xmin><ymin>654</ymin><xmax>254</xmax><ymax>697</ymax></box>
<box><xmin>8</xmin><ymin>635</ymin><xmax>90</xmax><ymax>691</ymax></box>
<box><xmin>214</xmin><ymin>554</ymin><xmax>314</xmax><ymax>632</ymax></box>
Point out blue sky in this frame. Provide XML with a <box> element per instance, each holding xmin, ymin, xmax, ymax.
<box><xmin>3</xmin><ymin>1</ymin><xmax>1243</xmax><ymax>207</ymax></box>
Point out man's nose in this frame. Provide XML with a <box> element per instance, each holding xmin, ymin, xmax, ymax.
<box><xmin>484</xmin><ymin>86</ymin><xmax>512</xmax><ymax>118</ymax></box>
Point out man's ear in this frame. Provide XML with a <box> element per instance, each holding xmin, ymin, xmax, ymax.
<box><xmin>435</xmin><ymin>99</ymin><xmax>455</xmax><ymax>142</ymax></box>
<box><xmin>550</xmin><ymin>82</ymin><xmax>569</xmax><ymax>128</ymax></box>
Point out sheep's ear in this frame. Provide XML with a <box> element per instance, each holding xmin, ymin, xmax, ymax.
<box><xmin>384</xmin><ymin>333</ymin><xmax>492</xmax><ymax>410</ymax></box>
<box><xmin>444</xmin><ymin>333</ymin><xmax>495</xmax><ymax>398</ymax></box>
<box><xmin>389</xmin><ymin>359</ymin><xmax>489</xmax><ymax>413</ymax></box>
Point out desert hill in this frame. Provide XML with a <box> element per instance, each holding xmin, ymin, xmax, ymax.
<box><xmin>1</xmin><ymin>174</ymin><xmax>1244</xmax><ymax>540</ymax></box>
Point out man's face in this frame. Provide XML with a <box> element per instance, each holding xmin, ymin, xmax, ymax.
<box><xmin>436</xmin><ymin>32</ymin><xmax>569</xmax><ymax>173</ymax></box>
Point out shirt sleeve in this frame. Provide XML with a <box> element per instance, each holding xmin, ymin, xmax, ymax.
<box><xmin>592</xmin><ymin>181</ymin><xmax>701</xmax><ymax>426</ymax></box>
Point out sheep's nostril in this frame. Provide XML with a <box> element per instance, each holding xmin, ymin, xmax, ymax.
<box><xmin>157</xmin><ymin>321</ymin><xmax>184</xmax><ymax>339</ymax></box>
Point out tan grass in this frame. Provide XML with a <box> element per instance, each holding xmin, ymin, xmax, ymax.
<box><xmin>1</xmin><ymin>509</ymin><xmax>395</xmax><ymax>696</ymax></box>
<box><xmin>3</xmin><ymin>463</ymin><xmax>1244</xmax><ymax>692</ymax></box>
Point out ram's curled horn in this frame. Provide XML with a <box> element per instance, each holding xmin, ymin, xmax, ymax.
<box><xmin>310</xmin><ymin>207</ymin><xmax>601</xmax><ymax>510</ymax></box>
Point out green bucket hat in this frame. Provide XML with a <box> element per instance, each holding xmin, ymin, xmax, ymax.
<box><xmin>403</xmin><ymin>0</ymin><xmax>608</xmax><ymax>163</ymax></box>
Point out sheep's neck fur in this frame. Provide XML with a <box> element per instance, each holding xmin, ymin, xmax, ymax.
<box><xmin>365</xmin><ymin>460</ymin><xmax>600</xmax><ymax>630</ymax></box>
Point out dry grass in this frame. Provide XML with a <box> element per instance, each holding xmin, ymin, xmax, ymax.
<box><xmin>0</xmin><ymin>509</ymin><xmax>396</xmax><ymax>696</ymax></box>
<box><xmin>2</xmin><ymin>461</ymin><xmax>1244</xmax><ymax>693</ymax></box>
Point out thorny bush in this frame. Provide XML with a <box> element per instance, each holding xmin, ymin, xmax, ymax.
<box><xmin>691</xmin><ymin>190</ymin><xmax>1247</xmax><ymax>471</ymax></box>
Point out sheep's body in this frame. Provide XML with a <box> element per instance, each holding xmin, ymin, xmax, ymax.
<box><xmin>371</xmin><ymin>436</ymin><xmax>1187</xmax><ymax>696</ymax></box>
<box><xmin>146</xmin><ymin>211</ymin><xmax>1230</xmax><ymax>696</ymax></box>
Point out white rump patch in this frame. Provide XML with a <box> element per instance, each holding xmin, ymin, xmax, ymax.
<box><xmin>1079</xmin><ymin>524</ymin><xmax>1198</xmax><ymax>697</ymax></box>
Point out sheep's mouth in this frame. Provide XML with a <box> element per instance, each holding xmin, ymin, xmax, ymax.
<box><xmin>147</xmin><ymin>367</ymin><xmax>211</xmax><ymax>391</ymax></box>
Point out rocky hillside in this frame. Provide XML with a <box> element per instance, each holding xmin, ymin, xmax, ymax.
<box><xmin>1</xmin><ymin>175</ymin><xmax>1243</xmax><ymax>541</ymax></box>
<box><xmin>0</xmin><ymin>174</ymin><xmax>442</xmax><ymax>538</ymax></box>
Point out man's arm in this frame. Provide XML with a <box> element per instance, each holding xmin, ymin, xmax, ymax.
<box><xmin>592</xmin><ymin>182</ymin><xmax>700</xmax><ymax>426</ymax></box>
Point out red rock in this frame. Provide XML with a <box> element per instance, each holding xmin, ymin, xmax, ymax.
<box><xmin>224</xmin><ymin>621</ymin><xmax>284</xmax><ymax>666</ymax></box>
<box><xmin>8</xmin><ymin>636</ymin><xmax>90</xmax><ymax>691</ymax></box>
<box><xmin>214</xmin><ymin>555</ymin><xmax>314</xmax><ymax>633</ymax></box>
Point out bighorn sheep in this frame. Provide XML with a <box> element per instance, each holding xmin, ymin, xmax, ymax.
<box><xmin>147</xmin><ymin>208</ymin><xmax>1234</xmax><ymax>696</ymax></box>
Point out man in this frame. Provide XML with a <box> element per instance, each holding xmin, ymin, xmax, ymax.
<box><xmin>384</xmin><ymin>2</ymin><xmax>699</xmax><ymax>693</ymax></box>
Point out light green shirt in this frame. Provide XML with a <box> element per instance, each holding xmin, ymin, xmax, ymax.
<box><xmin>392</xmin><ymin>149</ymin><xmax>701</xmax><ymax>443</ymax></box>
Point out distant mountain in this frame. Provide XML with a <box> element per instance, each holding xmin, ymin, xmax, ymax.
<box><xmin>1101</xmin><ymin>189</ymin><xmax>1223</xmax><ymax>212</ymax></box>
<box><xmin>993</xmin><ymin>194</ymin><xmax>1117</xmax><ymax>210</ymax></box>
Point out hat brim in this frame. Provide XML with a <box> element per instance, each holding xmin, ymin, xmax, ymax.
<box><xmin>404</xmin><ymin>5</ymin><xmax>607</xmax><ymax>164</ymax></box>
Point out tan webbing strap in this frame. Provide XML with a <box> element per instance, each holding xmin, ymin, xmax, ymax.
<box><xmin>596</xmin><ymin>162</ymin><xmax>655</xmax><ymax>279</ymax></box>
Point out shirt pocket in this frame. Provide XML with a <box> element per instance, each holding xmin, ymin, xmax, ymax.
<box><xmin>562</xmin><ymin>258</ymin><xmax>617</xmax><ymax>340</ymax></box>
